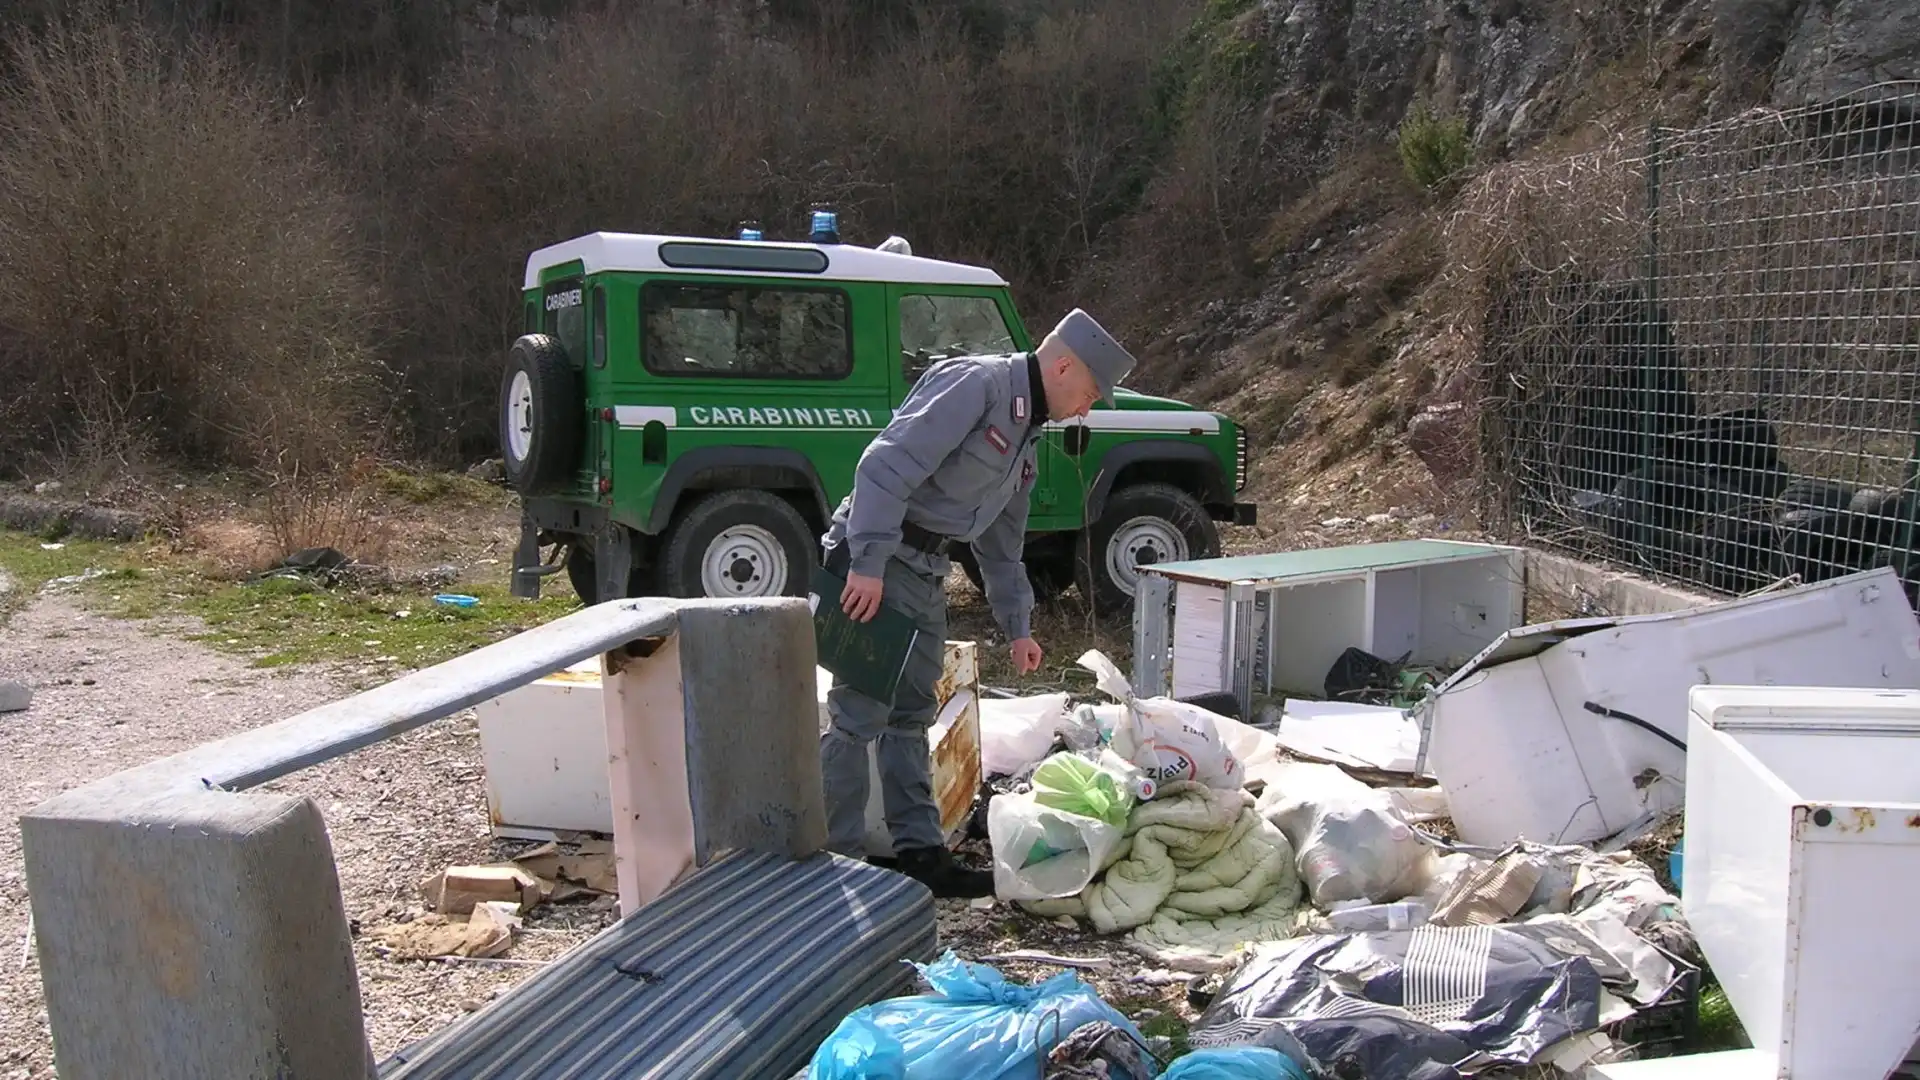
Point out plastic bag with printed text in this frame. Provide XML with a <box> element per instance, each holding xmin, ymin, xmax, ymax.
<box><xmin>1077</xmin><ymin>650</ymin><xmax>1246</xmax><ymax>791</ymax></box>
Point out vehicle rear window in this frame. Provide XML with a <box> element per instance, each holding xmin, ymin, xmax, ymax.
<box><xmin>640</xmin><ymin>282</ymin><xmax>852</xmax><ymax>380</ymax></box>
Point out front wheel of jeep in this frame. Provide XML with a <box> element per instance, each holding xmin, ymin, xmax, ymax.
<box><xmin>660</xmin><ymin>489</ymin><xmax>816</xmax><ymax>600</ymax></box>
<box><xmin>1075</xmin><ymin>482</ymin><xmax>1220</xmax><ymax>616</ymax></box>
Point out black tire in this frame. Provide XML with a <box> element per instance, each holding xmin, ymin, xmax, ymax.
<box><xmin>563</xmin><ymin>539</ymin><xmax>652</xmax><ymax>605</ymax></box>
<box><xmin>950</xmin><ymin>543</ymin><xmax>1070</xmax><ymax>603</ymax></box>
<box><xmin>1074</xmin><ymin>482</ymin><xmax>1220</xmax><ymax>616</ymax></box>
<box><xmin>659</xmin><ymin>489</ymin><xmax>816</xmax><ymax>600</ymax></box>
<box><xmin>499</xmin><ymin>334</ymin><xmax>582</xmax><ymax>496</ymax></box>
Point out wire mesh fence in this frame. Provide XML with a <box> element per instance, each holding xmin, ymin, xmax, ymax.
<box><xmin>1453</xmin><ymin>83</ymin><xmax>1920</xmax><ymax>599</ymax></box>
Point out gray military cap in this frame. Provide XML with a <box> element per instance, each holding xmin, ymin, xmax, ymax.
<box><xmin>1055</xmin><ymin>308</ymin><xmax>1136</xmax><ymax>405</ymax></box>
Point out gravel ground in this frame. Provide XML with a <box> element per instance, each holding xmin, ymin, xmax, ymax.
<box><xmin>0</xmin><ymin>591</ymin><xmax>610</xmax><ymax>1078</ymax></box>
<box><xmin>0</xmin><ymin>583</ymin><xmax>1191</xmax><ymax>1078</ymax></box>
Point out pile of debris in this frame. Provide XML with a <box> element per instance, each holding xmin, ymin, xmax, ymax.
<box><xmin>911</xmin><ymin>648</ymin><xmax>1699</xmax><ymax>1078</ymax></box>
<box><xmin>368</xmin><ymin>839</ymin><xmax>617</xmax><ymax>964</ymax></box>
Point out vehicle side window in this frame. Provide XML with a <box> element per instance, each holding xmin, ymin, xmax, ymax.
<box><xmin>543</xmin><ymin>280</ymin><xmax>587</xmax><ymax>366</ymax></box>
<box><xmin>640</xmin><ymin>281</ymin><xmax>852</xmax><ymax>380</ymax></box>
<box><xmin>899</xmin><ymin>294</ymin><xmax>1016</xmax><ymax>385</ymax></box>
<box><xmin>590</xmin><ymin>286</ymin><xmax>607</xmax><ymax>368</ymax></box>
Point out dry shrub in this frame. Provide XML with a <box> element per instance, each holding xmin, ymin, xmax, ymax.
<box><xmin>367</xmin><ymin>0</ymin><xmax>1191</xmax><ymax>462</ymax></box>
<box><xmin>258</xmin><ymin>459</ymin><xmax>396</xmax><ymax>566</ymax></box>
<box><xmin>179</xmin><ymin>518</ymin><xmax>277</xmax><ymax>576</ymax></box>
<box><xmin>1068</xmin><ymin>0</ymin><xmax>1280</xmax><ymax>326</ymax></box>
<box><xmin>0</xmin><ymin>4</ymin><xmax>382</xmax><ymax>477</ymax></box>
<box><xmin>1424</xmin><ymin>129</ymin><xmax>1647</xmax><ymax>532</ymax></box>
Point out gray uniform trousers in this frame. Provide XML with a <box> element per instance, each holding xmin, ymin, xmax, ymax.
<box><xmin>817</xmin><ymin>542</ymin><xmax>951</xmax><ymax>857</ymax></box>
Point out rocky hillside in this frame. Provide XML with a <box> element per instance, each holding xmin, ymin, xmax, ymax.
<box><xmin>1108</xmin><ymin>0</ymin><xmax>1920</xmax><ymax>535</ymax></box>
<box><xmin>0</xmin><ymin>0</ymin><xmax>1912</xmax><ymax>510</ymax></box>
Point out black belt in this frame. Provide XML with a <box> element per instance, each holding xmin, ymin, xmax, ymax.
<box><xmin>899</xmin><ymin>520</ymin><xmax>953</xmax><ymax>557</ymax></box>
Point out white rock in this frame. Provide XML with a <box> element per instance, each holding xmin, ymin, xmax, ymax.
<box><xmin>0</xmin><ymin>681</ymin><xmax>29</xmax><ymax>713</ymax></box>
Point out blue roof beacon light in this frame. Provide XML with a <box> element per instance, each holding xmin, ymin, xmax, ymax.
<box><xmin>810</xmin><ymin>210</ymin><xmax>840</xmax><ymax>246</ymax></box>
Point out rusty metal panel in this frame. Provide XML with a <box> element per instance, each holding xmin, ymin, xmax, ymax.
<box><xmin>930</xmin><ymin>691</ymin><xmax>982</xmax><ymax>842</ymax></box>
<box><xmin>861</xmin><ymin>640</ymin><xmax>983</xmax><ymax>855</ymax></box>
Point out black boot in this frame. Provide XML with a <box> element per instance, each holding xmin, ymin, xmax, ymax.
<box><xmin>893</xmin><ymin>845</ymin><xmax>995</xmax><ymax>900</ymax></box>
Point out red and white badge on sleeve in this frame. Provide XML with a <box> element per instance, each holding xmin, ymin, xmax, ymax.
<box><xmin>985</xmin><ymin>426</ymin><xmax>1010</xmax><ymax>454</ymax></box>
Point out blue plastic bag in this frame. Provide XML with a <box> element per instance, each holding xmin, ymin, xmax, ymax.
<box><xmin>1157</xmin><ymin>1047</ymin><xmax>1311</xmax><ymax>1080</ymax></box>
<box><xmin>806</xmin><ymin>951</ymin><xmax>1145</xmax><ymax>1080</ymax></box>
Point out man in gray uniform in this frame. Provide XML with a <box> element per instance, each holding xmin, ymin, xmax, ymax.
<box><xmin>819</xmin><ymin>308</ymin><xmax>1138</xmax><ymax>898</ymax></box>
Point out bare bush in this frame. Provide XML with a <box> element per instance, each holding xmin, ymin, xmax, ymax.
<box><xmin>360</xmin><ymin>0</ymin><xmax>1192</xmax><ymax>462</ymax></box>
<box><xmin>0</xmin><ymin>4</ymin><xmax>382</xmax><ymax>477</ymax></box>
<box><xmin>258</xmin><ymin>457</ymin><xmax>396</xmax><ymax>567</ymax></box>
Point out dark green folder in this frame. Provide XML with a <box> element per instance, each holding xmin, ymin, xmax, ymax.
<box><xmin>810</xmin><ymin>564</ymin><xmax>923</xmax><ymax>702</ymax></box>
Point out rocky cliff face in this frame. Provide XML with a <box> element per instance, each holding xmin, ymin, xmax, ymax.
<box><xmin>1141</xmin><ymin>0</ymin><xmax>1920</xmax><ymax>538</ymax></box>
<box><xmin>1249</xmin><ymin>0</ymin><xmax>1917</xmax><ymax>170</ymax></box>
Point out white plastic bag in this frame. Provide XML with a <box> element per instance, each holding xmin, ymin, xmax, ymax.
<box><xmin>987</xmin><ymin>790</ymin><xmax>1126</xmax><ymax>902</ymax></box>
<box><xmin>1261</xmin><ymin>761</ymin><xmax>1437</xmax><ymax>908</ymax></box>
<box><xmin>978</xmin><ymin>693</ymin><xmax>1071</xmax><ymax>777</ymax></box>
<box><xmin>1077</xmin><ymin>650</ymin><xmax>1246</xmax><ymax>790</ymax></box>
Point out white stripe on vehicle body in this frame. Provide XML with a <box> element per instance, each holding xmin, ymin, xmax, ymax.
<box><xmin>614</xmin><ymin>405</ymin><xmax>1221</xmax><ymax>435</ymax></box>
<box><xmin>1047</xmin><ymin>410</ymin><xmax>1222</xmax><ymax>435</ymax></box>
<box><xmin>613</xmin><ymin>405</ymin><xmax>890</xmax><ymax>429</ymax></box>
<box><xmin>612</xmin><ymin>405</ymin><xmax>678</xmax><ymax>427</ymax></box>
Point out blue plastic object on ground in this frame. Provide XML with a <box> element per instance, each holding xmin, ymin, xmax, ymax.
<box><xmin>1670</xmin><ymin>837</ymin><xmax>1685</xmax><ymax>895</ymax></box>
<box><xmin>1157</xmin><ymin>1047</ymin><xmax>1311</xmax><ymax>1080</ymax></box>
<box><xmin>806</xmin><ymin>951</ymin><xmax>1146</xmax><ymax>1080</ymax></box>
<box><xmin>431</xmin><ymin>594</ymin><xmax>479</xmax><ymax>607</ymax></box>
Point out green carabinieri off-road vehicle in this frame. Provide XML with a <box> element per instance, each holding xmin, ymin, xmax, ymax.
<box><xmin>500</xmin><ymin>228</ymin><xmax>1257</xmax><ymax>616</ymax></box>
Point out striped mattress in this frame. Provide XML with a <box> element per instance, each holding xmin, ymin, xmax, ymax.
<box><xmin>379</xmin><ymin>849</ymin><xmax>938</xmax><ymax>1080</ymax></box>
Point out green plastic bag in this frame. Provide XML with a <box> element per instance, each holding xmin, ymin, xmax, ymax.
<box><xmin>1031</xmin><ymin>752</ymin><xmax>1134</xmax><ymax>828</ymax></box>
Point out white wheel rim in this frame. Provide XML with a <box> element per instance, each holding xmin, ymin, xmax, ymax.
<box><xmin>506</xmin><ymin>370</ymin><xmax>534</xmax><ymax>463</ymax></box>
<box><xmin>1105</xmin><ymin>516</ymin><xmax>1187</xmax><ymax>597</ymax></box>
<box><xmin>701</xmin><ymin>524</ymin><xmax>789</xmax><ymax>598</ymax></box>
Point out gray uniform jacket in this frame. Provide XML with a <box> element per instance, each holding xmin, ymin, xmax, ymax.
<box><xmin>823</xmin><ymin>353</ymin><xmax>1041</xmax><ymax>641</ymax></box>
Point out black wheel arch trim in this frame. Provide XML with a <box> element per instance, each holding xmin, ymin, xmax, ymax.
<box><xmin>644</xmin><ymin>447</ymin><xmax>832</xmax><ymax>535</ymax></box>
<box><xmin>1084</xmin><ymin>441</ymin><xmax>1233</xmax><ymax>522</ymax></box>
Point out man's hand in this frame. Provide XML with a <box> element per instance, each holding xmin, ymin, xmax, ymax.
<box><xmin>841</xmin><ymin>571</ymin><xmax>885</xmax><ymax>623</ymax></box>
<box><xmin>1011</xmin><ymin>637</ymin><xmax>1043</xmax><ymax>675</ymax></box>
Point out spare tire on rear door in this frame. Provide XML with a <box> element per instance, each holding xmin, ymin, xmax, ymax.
<box><xmin>499</xmin><ymin>333</ymin><xmax>582</xmax><ymax>496</ymax></box>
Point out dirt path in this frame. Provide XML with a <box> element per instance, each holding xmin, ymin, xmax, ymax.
<box><xmin>0</xmin><ymin>591</ymin><xmax>609</xmax><ymax>1077</ymax></box>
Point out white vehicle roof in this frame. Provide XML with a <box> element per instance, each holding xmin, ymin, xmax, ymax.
<box><xmin>523</xmin><ymin>231</ymin><xmax>1007</xmax><ymax>291</ymax></box>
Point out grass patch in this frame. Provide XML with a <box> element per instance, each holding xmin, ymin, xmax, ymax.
<box><xmin>0</xmin><ymin>526</ymin><xmax>581</xmax><ymax>669</ymax></box>
<box><xmin>1138</xmin><ymin>1011</ymin><xmax>1192</xmax><ymax>1059</ymax></box>
<box><xmin>374</xmin><ymin>466</ymin><xmax>508</xmax><ymax>507</ymax></box>
<box><xmin>175</xmin><ymin>575</ymin><xmax>582</xmax><ymax>669</ymax></box>
<box><xmin>1694</xmin><ymin>982</ymin><xmax>1750</xmax><ymax>1052</ymax></box>
<box><xmin>0</xmin><ymin>530</ymin><xmax>134</xmax><ymax>619</ymax></box>
<box><xmin>1107</xmin><ymin>991</ymin><xmax>1193</xmax><ymax>1059</ymax></box>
